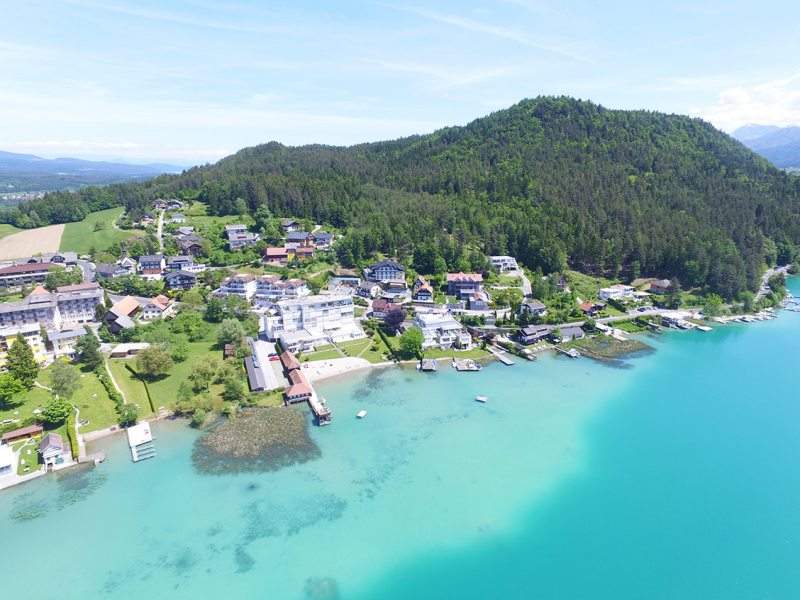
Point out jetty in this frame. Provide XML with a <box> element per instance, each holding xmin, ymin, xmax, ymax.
<box><xmin>453</xmin><ymin>358</ymin><xmax>482</xmax><ymax>371</ymax></box>
<box><xmin>280</xmin><ymin>351</ymin><xmax>332</xmax><ymax>426</ymax></box>
<box><xmin>488</xmin><ymin>345</ymin><xmax>515</xmax><ymax>366</ymax></box>
<box><xmin>419</xmin><ymin>359</ymin><xmax>438</xmax><ymax>372</ymax></box>
<box><xmin>555</xmin><ymin>347</ymin><xmax>581</xmax><ymax>359</ymax></box>
<box><xmin>127</xmin><ymin>422</ymin><xmax>156</xmax><ymax>462</ymax></box>
<box><xmin>308</xmin><ymin>393</ymin><xmax>332</xmax><ymax>426</ymax></box>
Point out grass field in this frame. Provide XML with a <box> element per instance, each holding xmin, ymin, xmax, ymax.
<box><xmin>60</xmin><ymin>207</ymin><xmax>141</xmax><ymax>254</ymax></box>
<box><xmin>421</xmin><ymin>347</ymin><xmax>491</xmax><ymax>360</ymax></box>
<box><xmin>0</xmin><ymin>223</ymin><xmax>20</xmax><ymax>239</ymax></box>
<box><xmin>299</xmin><ymin>344</ymin><xmax>343</xmax><ymax>362</ymax></box>
<box><xmin>567</xmin><ymin>270</ymin><xmax>618</xmax><ymax>302</ymax></box>
<box><xmin>338</xmin><ymin>337</ymin><xmax>390</xmax><ymax>363</ymax></box>
<box><xmin>108</xmin><ymin>340</ymin><xmax>226</xmax><ymax>414</ymax></box>
<box><xmin>0</xmin><ymin>364</ymin><xmax>118</xmax><ymax>435</ymax></box>
<box><xmin>106</xmin><ymin>359</ymin><xmax>152</xmax><ymax>418</ymax></box>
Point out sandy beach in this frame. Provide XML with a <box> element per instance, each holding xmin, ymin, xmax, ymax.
<box><xmin>302</xmin><ymin>357</ymin><xmax>394</xmax><ymax>383</ymax></box>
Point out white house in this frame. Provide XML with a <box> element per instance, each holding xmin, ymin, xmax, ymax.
<box><xmin>412</xmin><ymin>312</ymin><xmax>472</xmax><ymax>350</ymax></box>
<box><xmin>0</xmin><ymin>444</ymin><xmax>14</xmax><ymax>477</ymax></box>
<box><xmin>263</xmin><ymin>294</ymin><xmax>364</xmax><ymax>352</ymax></box>
<box><xmin>489</xmin><ymin>256</ymin><xmax>519</xmax><ymax>272</ymax></box>
<box><xmin>39</xmin><ymin>433</ymin><xmax>67</xmax><ymax>470</ymax></box>
<box><xmin>219</xmin><ymin>274</ymin><xmax>257</xmax><ymax>300</ymax></box>
<box><xmin>599</xmin><ymin>284</ymin><xmax>635</xmax><ymax>302</ymax></box>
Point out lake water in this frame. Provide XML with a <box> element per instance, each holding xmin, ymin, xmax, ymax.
<box><xmin>2</xmin><ymin>282</ymin><xmax>800</xmax><ymax>599</ymax></box>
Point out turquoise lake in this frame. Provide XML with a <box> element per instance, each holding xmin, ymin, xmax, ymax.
<box><xmin>2</xmin><ymin>282</ymin><xmax>800</xmax><ymax>599</ymax></box>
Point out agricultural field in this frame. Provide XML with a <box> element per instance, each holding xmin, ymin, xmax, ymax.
<box><xmin>0</xmin><ymin>224</ymin><xmax>64</xmax><ymax>260</ymax></box>
<box><xmin>60</xmin><ymin>207</ymin><xmax>140</xmax><ymax>254</ymax></box>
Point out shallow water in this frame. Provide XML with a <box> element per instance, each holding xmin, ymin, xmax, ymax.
<box><xmin>2</xmin><ymin>283</ymin><xmax>800</xmax><ymax>599</ymax></box>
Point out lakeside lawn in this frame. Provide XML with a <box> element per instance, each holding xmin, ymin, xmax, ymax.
<box><xmin>0</xmin><ymin>365</ymin><xmax>118</xmax><ymax>434</ymax></box>
<box><xmin>299</xmin><ymin>344</ymin><xmax>343</xmax><ymax>362</ymax></box>
<box><xmin>108</xmin><ymin>340</ymin><xmax>228</xmax><ymax>414</ymax></box>
<box><xmin>337</xmin><ymin>337</ymin><xmax>391</xmax><ymax>364</ymax></box>
<box><xmin>106</xmin><ymin>359</ymin><xmax>153</xmax><ymax>418</ymax></box>
<box><xmin>12</xmin><ymin>438</ymin><xmax>40</xmax><ymax>475</ymax></box>
<box><xmin>59</xmin><ymin>207</ymin><xmax>141</xmax><ymax>254</ymax></box>
<box><xmin>421</xmin><ymin>346</ymin><xmax>492</xmax><ymax>360</ymax></box>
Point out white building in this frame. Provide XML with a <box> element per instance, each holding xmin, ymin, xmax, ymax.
<box><xmin>219</xmin><ymin>274</ymin><xmax>257</xmax><ymax>300</ymax></box>
<box><xmin>0</xmin><ymin>283</ymin><xmax>102</xmax><ymax>332</ymax></box>
<box><xmin>254</xmin><ymin>275</ymin><xmax>310</xmax><ymax>304</ymax></box>
<box><xmin>412</xmin><ymin>312</ymin><xmax>472</xmax><ymax>350</ymax></box>
<box><xmin>599</xmin><ymin>284</ymin><xmax>635</xmax><ymax>302</ymax></box>
<box><xmin>263</xmin><ymin>294</ymin><xmax>364</xmax><ymax>352</ymax></box>
<box><xmin>490</xmin><ymin>256</ymin><xmax>519</xmax><ymax>272</ymax></box>
<box><xmin>48</xmin><ymin>326</ymin><xmax>88</xmax><ymax>360</ymax></box>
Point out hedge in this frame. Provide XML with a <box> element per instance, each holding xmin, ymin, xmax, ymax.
<box><xmin>66</xmin><ymin>412</ymin><xmax>79</xmax><ymax>459</ymax></box>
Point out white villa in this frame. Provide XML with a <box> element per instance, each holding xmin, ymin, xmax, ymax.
<box><xmin>599</xmin><ymin>284</ymin><xmax>635</xmax><ymax>302</ymax></box>
<box><xmin>263</xmin><ymin>294</ymin><xmax>365</xmax><ymax>352</ymax></box>
<box><xmin>412</xmin><ymin>312</ymin><xmax>472</xmax><ymax>350</ymax></box>
<box><xmin>254</xmin><ymin>275</ymin><xmax>311</xmax><ymax>304</ymax></box>
<box><xmin>489</xmin><ymin>256</ymin><xmax>519</xmax><ymax>272</ymax></box>
<box><xmin>218</xmin><ymin>274</ymin><xmax>258</xmax><ymax>300</ymax></box>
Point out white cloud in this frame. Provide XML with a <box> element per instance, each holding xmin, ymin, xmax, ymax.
<box><xmin>391</xmin><ymin>5</ymin><xmax>590</xmax><ymax>63</ymax></box>
<box><xmin>361</xmin><ymin>58</ymin><xmax>517</xmax><ymax>91</ymax></box>
<box><xmin>694</xmin><ymin>73</ymin><xmax>800</xmax><ymax>131</ymax></box>
<box><xmin>63</xmin><ymin>0</ymin><xmax>286</xmax><ymax>35</ymax></box>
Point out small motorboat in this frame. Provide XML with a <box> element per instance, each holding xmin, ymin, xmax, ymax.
<box><xmin>356</xmin><ymin>410</ymin><xmax>368</xmax><ymax>419</ymax></box>
<box><xmin>475</xmin><ymin>395</ymin><xmax>488</xmax><ymax>403</ymax></box>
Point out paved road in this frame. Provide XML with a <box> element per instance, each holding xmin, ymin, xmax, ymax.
<box><xmin>756</xmin><ymin>265</ymin><xmax>790</xmax><ymax>301</ymax></box>
<box><xmin>156</xmin><ymin>209</ymin><xmax>164</xmax><ymax>252</ymax></box>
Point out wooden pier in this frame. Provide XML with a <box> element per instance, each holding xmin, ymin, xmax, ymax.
<box><xmin>555</xmin><ymin>346</ymin><xmax>581</xmax><ymax>359</ymax></box>
<box><xmin>308</xmin><ymin>393</ymin><xmax>332</xmax><ymax>426</ymax></box>
<box><xmin>488</xmin><ymin>345</ymin><xmax>515</xmax><ymax>365</ymax></box>
<box><xmin>419</xmin><ymin>359</ymin><xmax>438</xmax><ymax>372</ymax></box>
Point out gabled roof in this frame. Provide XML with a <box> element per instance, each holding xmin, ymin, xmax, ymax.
<box><xmin>280</xmin><ymin>350</ymin><xmax>301</xmax><ymax>371</ymax></box>
<box><xmin>446</xmin><ymin>272</ymin><xmax>483</xmax><ymax>283</ymax></box>
<box><xmin>110</xmin><ymin>296</ymin><xmax>140</xmax><ymax>317</ymax></box>
<box><xmin>39</xmin><ymin>432</ymin><xmax>64</xmax><ymax>453</ymax></box>
<box><xmin>55</xmin><ymin>282</ymin><xmax>101</xmax><ymax>293</ymax></box>
<box><xmin>286</xmin><ymin>231</ymin><xmax>311</xmax><ymax>241</ymax></box>
<box><xmin>138</xmin><ymin>254</ymin><xmax>164</xmax><ymax>263</ymax></box>
<box><xmin>0</xmin><ymin>262</ymin><xmax>55</xmax><ymax>275</ymax></box>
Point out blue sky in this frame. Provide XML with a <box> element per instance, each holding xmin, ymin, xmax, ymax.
<box><xmin>3</xmin><ymin>0</ymin><xmax>800</xmax><ymax>165</ymax></box>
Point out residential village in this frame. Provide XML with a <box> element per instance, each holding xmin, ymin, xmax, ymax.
<box><xmin>0</xmin><ymin>197</ymin><xmax>789</xmax><ymax>489</ymax></box>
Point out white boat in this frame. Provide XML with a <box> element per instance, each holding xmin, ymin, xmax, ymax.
<box><xmin>475</xmin><ymin>395</ymin><xmax>488</xmax><ymax>403</ymax></box>
<box><xmin>356</xmin><ymin>410</ymin><xmax>368</xmax><ymax>419</ymax></box>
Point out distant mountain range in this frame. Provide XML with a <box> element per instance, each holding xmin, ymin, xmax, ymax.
<box><xmin>0</xmin><ymin>150</ymin><xmax>184</xmax><ymax>194</ymax></box>
<box><xmin>733</xmin><ymin>125</ymin><xmax>800</xmax><ymax>169</ymax></box>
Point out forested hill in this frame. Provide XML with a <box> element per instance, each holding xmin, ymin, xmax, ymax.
<box><xmin>7</xmin><ymin>97</ymin><xmax>800</xmax><ymax>298</ymax></box>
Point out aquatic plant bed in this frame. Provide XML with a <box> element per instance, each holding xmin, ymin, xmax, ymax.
<box><xmin>192</xmin><ymin>407</ymin><xmax>321</xmax><ymax>474</ymax></box>
<box><xmin>566</xmin><ymin>336</ymin><xmax>652</xmax><ymax>361</ymax></box>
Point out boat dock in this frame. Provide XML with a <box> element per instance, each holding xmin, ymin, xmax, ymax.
<box><xmin>127</xmin><ymin>422</ymin><xmax>156</xmax><ymax>462</ymax></box>
<box><xmin>555</xmin><ymin>346</ymin><xmax>581</xmax><ymax>359</ymax></box>
<box><xmin>308</xmin><ymin>393</ymin><xmax>332</xmax><ymax>426</ymax></box>
<box><xmin>419</xmin><ymin>359</ymin><xmax>438</xmax><ymax>372</ymax></box>
<box><xmin>488</xmin><ymin>345</ymin><xmax>515</xmax><ymax>366</ymax></box>
<box><xmin>452</xmin><ymin>358</ymin><xmax>482</xmax><ymax>371</ymax></box>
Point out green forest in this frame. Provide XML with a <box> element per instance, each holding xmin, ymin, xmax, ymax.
<box><xmin>5</xmin><ymin>96</ymin><xmax>800</xmax><ymax>299</ymax></box>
